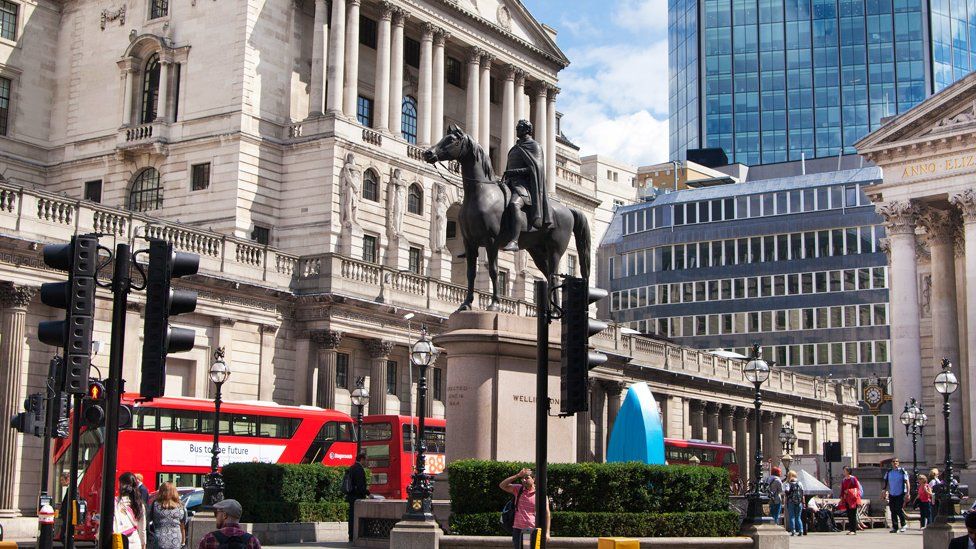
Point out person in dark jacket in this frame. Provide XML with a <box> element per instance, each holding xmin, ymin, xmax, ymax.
<box><xmin>345</xmin><ymin>452</ymin><xmax>369</xmax><ymax>542</ymax></box>
<box><xmin>947</xmin><ymin>510</ymin><xmax>976</xmax><ymax>549</ymax></box>
<box><xmin>134</xmin><ymin>473</ymin><xmax>151</xmax><ymax>509</ymax></box>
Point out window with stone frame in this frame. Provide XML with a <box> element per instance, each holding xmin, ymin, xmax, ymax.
<box><xmin>404</xmin><ymin>36</ymin><xmax>420</xmax><ymax>68</ymax></box>
<box><xmin>408</xmin><ymin>246</ymin><xmax>422</xmax><ymax>274</ymax></box>
<box><xmin>0</xmin><ymin>1</ymin><xmax>17</xmax><ymax>41</ymax></box>
<box><xmin>150</xmin><ymin>0</ymin><xmax>168</xmax><ymax>20</ymax></box>
<box><xmin>359</xmin><ymin>16</ymin><xmax>377</xmax><ymax>48</ymax></box>
<box><xmin>445</xmin><ymin>56</ymin><xmax>463</xmax><ymax>88</ymax></box>
<box><xmin>401</xmin><ymin>96</ymin><xmax>418</xmax><ymax>144</ymax></box>
<box><xmin>251</xmin><ymin>225</ymin><xmax>270</xmax><ymax>245</ymax></box>
<box><xmin>432</xmin><ymin>367</ymin><xmax>442</xmax><ymax>401</ymax></box>
<box><xmin>566</xmin><ymin>254</ymin><xmax>577</xmax><ymax>276</ymax></box>
<box><xmin>0</xmin><ymin>76</ymin><xmax>11</xmax><ymax>136</ymax></box>
<box><xmin>141</xmin><ymin>53</ymin><xmax>161</xmax><ymax>124</ymax></box>
<box><xmin>386</xmin><ymin>360</ymin><xmax>397</xmax><ymax>395</ymax></box>
<box><xmin>363</xmin><ymin>234</ymin><xmax>378</xmax><ymax>263</ymax></box>
<box><xmin>191</xmin><ymin>162</ymin><xmax>210</xmax><ymax>191</ymax></box>
<box><xmin>84</xmin><ymin>180</ymin><xmax>103</xmax><ymax>203</ymax></box>
<box><xmin>335</xmin><ymin>353</ymin><xmax>349</xmax><ymax>388</ymax></box>
<box><xmin>497</xmin><ymin>270</ymin><xmax>508</xmax><ymax>297</ymax></box>
<box><xmin>127</xmin><ymin>168</ymin><xmax>163</xmax><ymax>212</ymax></box>
<box><xmin>446</xmin><ymin>220</ymin><xmax>457</xmax><ymax>239</ymax></box>
<box><xmin>407</xmin><ymin>183</ymin><xmax>423</xmax><ymax>214</ymax></box>
<box><xmin>357</xmin><ymin>95</ymin><xmax>373</xmax><ymax>127</ymax></box>
<box><xmin>362</xmin><ymin>169</ymin><xmax>379</xmax><ymax>201</ymax></box>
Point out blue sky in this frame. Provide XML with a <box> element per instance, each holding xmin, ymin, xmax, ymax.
<box><xmin>521</xmin><ymin>0</ymin><xmax>670</xmax><ymax>167</ymax></box>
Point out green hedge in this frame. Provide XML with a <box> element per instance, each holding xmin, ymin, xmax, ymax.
<box><xmin>450</xmin><ymin>511</ymin><xmax>740</xmax><ymax>537</ymax></box>
<box><xmin>223</xmin><ymin>463</ymin><xmax>352</xmax><ymax>523</ymax></box>
<box><xmin>447</xmin><ymin>460</ymin><xmax>730</xmax><ymax>515</ymax></box>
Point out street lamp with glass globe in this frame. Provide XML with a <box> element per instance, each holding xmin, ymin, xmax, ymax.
<box><xmin>899</xmin><ymin>397</ymin><xmax>926</xmax><ymax>497</ymax></box>
<box><xmin>744</xmin><ymin>343</ymin><xmax>771</xmax><ymax>524</ymax></box>
<box><xmin>403</xmin><ymin>327</ymin><xmax>438</xmax><ymax>521</ymax></box>
<box><xmin>203</xmin><ymin>348</ymin><xmax>230</xmax><ymax>507</ymax></box>
<box><xmin>933</xmin><ymin>358</ymin><xmax>960</xmax><ymax>523</ymax></box>
<box><xmin>778</xmin><ymin>422</ymin><xmax>797</xmax><ymax>473</ymax></box>
<box><xmin>350</xmin><ymin>377</ymin><xmax>370</xmax><ymax>457</ymax></box>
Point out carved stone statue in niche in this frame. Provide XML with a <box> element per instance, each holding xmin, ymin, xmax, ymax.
<box><xmin>431</xmin><ymin>183</ymin><xmax>450</xmax><ymax>252</ymax></box>
<box><xmin>919</xmin><ymin>274</ymin><xmax>932</xmax><ymax>317</ymax></box>
<box><xmin>388</xmin><ymin>168</ymin><xmax>406</xmax><ymax>238</ymax></box>
<box><xmin>339</xmin><ymin>153</ymin><xmax>361</xmax><ymax>228</ymax></box>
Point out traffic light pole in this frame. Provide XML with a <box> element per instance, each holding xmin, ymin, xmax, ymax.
<box><xmin>97</xmin><ymin>243</ymin><xmax>131</xmax><ymax>549</ymax></box>
<box><xmin>37</xmin><ymin>356</ymin><xmax>62</xmax><ymax>549</ymax></box>
<box><xmin>534</xmin><ymin>280</ymin><xmax>549</xmax><ymax>549</ymax></box>
<box><xmin>64</xmin><ymin>395</ymin><xmax>82</xmax><ymax>549</ymax></box>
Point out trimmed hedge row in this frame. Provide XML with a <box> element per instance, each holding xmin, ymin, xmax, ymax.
<box><xmin>447</xmin><ymin>460</ymin><xmax>730</xmax><ymax>515</ymax></box>
<box><xmin>449</xmin><ymin>511</ymin><xmax>740</xmax><ymax>537</ymax></box>
<box><xmin>223</xmin><ymin>463</ymin><xmax>350</xmax><ymax>523</ymax></box>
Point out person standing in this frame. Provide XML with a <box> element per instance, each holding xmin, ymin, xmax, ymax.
<box><xmin>915</xmin><ymin>474</ymin><xmax>933</xmax><ymax>529</ymax></box>
<box><xmin>840</xmin><ymin>466</ymin><xmax>862</xmax><ymax>535</ymax></box>
<box><xmin>927</xmin><ymin>467</ymin><xmax>941</xmax><ymax>525</ymax></box>
<box><xmin>947</xmin><ymin>511</ymin><xmax>976</xmax><ymax>549</ymax></box>
<box><xmin>343</xmin><ymin>452</ymin><xmax>369</xmax><ymax>542</ymax></box>
<box><xmin>197</xmin><ymin>499</ymin><xmax>260</xmax><ymax>549</ymax></box>
<box><xmin>767</xmin><ymin>467</ymin><xmax>784</xmax><ymax>525</ymax></box>
<box><xmin>135</xmin><ymin>473</ymin><xmax>151</xmax><ymax>509</ymax></box>
<box><xmin>115</xmin><ymin>472</ymin><xmax>147</xmax><ymax>549</ymax></box>
<box><xmin>499</xmin><ymin>468</ymin><xmax>551</xmax><ymax>549</ymax></box>
<box><xmin>882</xmin><ymin>458</ymin><xmax>910</xmax><ymax>533</ymax></box>
<box><xmin>784</xmin><ymin>470</ymin><xmax>805</xmax><ymax>536</ymax></box>
<box><xmin>148</xmin><ymin>482</ymin><xmax>186</xmax><ymax>549</ymax></box>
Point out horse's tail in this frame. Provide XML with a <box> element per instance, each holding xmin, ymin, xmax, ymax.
<box><xmin>570</xmin><ymin>207</ymin><xmax>591</xmax><ymax>280</ymax></box>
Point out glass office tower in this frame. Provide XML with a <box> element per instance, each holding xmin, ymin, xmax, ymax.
<box><xmin>669</xmin><ymin>0</ymin><xmax>976</xmax><ymax>165</ymax></box>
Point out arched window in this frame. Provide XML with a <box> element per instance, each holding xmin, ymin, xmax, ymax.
<box><xmin>141</xmin><ymin>53</ymin><xmax>161</xmax><ymax>124</ymax></box>
<box><xmin>407</xmin><ymin>183</ymin><xmax>423</xmax><ymax>215</ymax></box>
<box><xmin>401</xmin><ymin>96</ymin><xmax>418</xmax><ymax>144</ymax></box>
<box><xmin>362</xmin><ymin>169</ymin><xmax>379</xmax><ymax>202</ymax></box>
<box><xmin>128</xmin><ymin>168</ymin><xmax>163</xmax><ymax>212</ymax></box>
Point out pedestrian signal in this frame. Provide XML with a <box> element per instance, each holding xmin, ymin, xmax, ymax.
<box><xmin>559</xmin><ymin>277</ymin><xmax>608</xmax><ymax>415</ymax></box>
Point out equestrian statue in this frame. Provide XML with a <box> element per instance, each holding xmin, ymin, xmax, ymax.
<box><xmin>422</xmin><ymin>119</ymin><xmax>592</xmax><ymax>313</ymax></box>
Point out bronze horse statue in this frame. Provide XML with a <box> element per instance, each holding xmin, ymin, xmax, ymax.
<box><xmin>423</xmin><ymin>125</ymin><xmax>592</xmax><ymax>312</ymax></box>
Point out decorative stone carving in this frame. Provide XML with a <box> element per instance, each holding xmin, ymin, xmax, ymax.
<box><xmin>923</xmin><ymin>100</ymin><xmax>976</xmax><ymax>135</ymax></box>
<box><xmin>431</xmin><ymin>183</ymin><xmax>450</xmax><ymax>252</ymax></box>
<box><xmin>919</xmin><ymin>274</ymin><xmax>932</xmax><ymax>317</ymax></box>
<box><xmin>496</xmin><ymin>4</ymin><xmax>512</xmax><ymax>30</ymax></box>
<box><xmin>0</xmin><ymin>284</ymin><xmax>35</xmax><ymax>308</ymax></box>
<box><xmin>311</xmin><ymin>330</ymin><xmax>342</xmax><ymax>350</ymax></box>
<box><xmin>950</xmin><ymin>188</ymin><xmax>976</xmax><ymax>222</ymax></box>
<box><xmin>877</xmin><ymin>237</ymin><xmax>891</xmax><ymax>259</ymax></box>
<box><xmin>916</xmin><ymin>238</ymin><xmax>931</xmax><ymax>261</ymax></box>
<box><xmin>366</xmin><ymin>339</ymin><xmax>395</xmax><ymax>359</ymax></box>
<box><xmin>919</xmin><ymin>207</ymin><xmax>957</xmax><ymax>245</ymax></box>
<box><xmin>468</xmin><ymin>46</ymin><xmax>484</xmax><ymax>64</ymax></box>
<box><xmin>877</xmin><ymin>200</ymin><xmax>919</xmax><ymax>235</ymax></box>
<box><xmin>339</xmin><ymin>153</ymin><xmax>361</xmax><ymax>228</ymax></box>
<box><xmin>101</xmin><ymin>6</ymin><xmax>126</xmax><ymax>30</ymax></box>
<box><xmin>954</xmin><ymin>225</ymin><xmax>966</xmax><ymax>258</ymax></box>
<box><xmin>388</xmin><ymin>168</ymin><xmax>406</xmax><ymax>239</ymax></box>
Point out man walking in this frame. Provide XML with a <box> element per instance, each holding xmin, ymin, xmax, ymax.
<box><xmin>882</xmin><ymin>458</ymin><xmax>910</xmax><ymax>532</ymax></box>
<box><xmin>344</xmin><ymin>452</ymin><xmax>369</xmax><ymax>542</ymax></box>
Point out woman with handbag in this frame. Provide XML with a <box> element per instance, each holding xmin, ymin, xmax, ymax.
<box><xmin>499</xmin><ymin>468</ymin><xmax>551</xmax><ymax>549</ymax></box>
<box><xmin>838</xmin><ymin>466</ymin><xmax>862</xmax><ymax>535</ymax></box>
<box><xmin>114</xmin><ymin>472</ymin><xmax>146</xmax><ymax>549</ymax></box>
<box><xmin>148</xmin><ymin>482</ymin><xmax>186</xmax><ymax>549</ymax></box>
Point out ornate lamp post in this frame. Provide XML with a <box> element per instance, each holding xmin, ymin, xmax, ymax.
<box><xmin>933</xmin><ymin>358</ymin><xmax>961</xmax><ymax>523</ymax></box>
<box><xmin>899</xmin><ymin>397</ymin><xmax>926</xmax><ymax>497</ymax></box>
<box><xmin>778</xmin><ymin>422</ymin><xmax>797</xmax><ymax>473</ymax></box>
<box><xmin>403</xmin><ymin>327</ymin><xmax>437</xmax><ymax>521</ymax></box>
<box><xmin>743</xmin><ymin>344</ymin><xmax>771</xmax><ymax>524</ymax></box>
<box><xmin>351</xmin><ymin>377</ymin><xmax>370</xmax><ymax>457</ymax></box>
<box><xmin>203</xmin><ymin>348</ymin><xmax>230</xmax><ymax>507</ymax></box>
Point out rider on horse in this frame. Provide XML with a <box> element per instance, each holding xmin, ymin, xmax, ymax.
<box><xmin>502</xmin><ymin>119</ymin><xmax>552</xmax><ymax>252</ymax></box>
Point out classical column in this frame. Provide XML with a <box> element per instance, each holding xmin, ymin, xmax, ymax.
<box><xmin>515</xmin><ymin>71</ymin><xmax>526</xmax><ymax>122</ymax></box>
<box><xmin>877</xmin><ymin>201</ymin><xmax>923</xmax><ymax>461</ymax></box>
<box><xmin>954</xmin><ymin>226</ymin><xmax>972</xmax><ymax>464</ymax></box>
<box><xmin>591</xmin><ymin>382</ymin><xmax>606</xmax><ymax>462</ymax></box>
<box><xmin>950</xmin><ymin>189</ymin><xmax>976</xmax><ymax>465</ymax></box>
<box><xmin>706</xmin><ymin>402</ymin><xmax>720</xmax><ymax>443</ymax></box>
<box><xmin>479</xmin><ymin>53</ymin><xmax>492</xmax><ymax>151</ymax></box>
<box><xmin>387</xmin><ymin>8</ymin><xmax>406</xmax><ymax>134</ymax></box>
<box><xmin>119</xmin><ymin>58</ymin><xmax>137</xmax><ymax>125</ymax></box>
<box><xmin>373</xmin><ymin>3</ymin><xmax>392</xmax><ymax>130</ymax></box>
<box><xmin>156</xmin><ymin>57</ymin><xmax>171</xmax><ymax>122</ymax></box>
<box><xmin>308</xmin><ymin>0</ymin><xmax>329</xmax><ymax>117</ymax></box>
<box><xmin>311</xmin><ymin>330</ymin><xmax>342</xmax><ymax>409</ymax></box>
<box><xmin>604</xmin><ymin>381</ymin><xmax>623</xmax><ymax>447</ymax></box>
<box><xmin>0</xmin><ymin>284</ymin><xmax>35</xmax><ymax>516</ymax></box>
<box><xmin>734</xmin><ymin>408</ymin><xmax>750</xmax><ymax>486</ymax></box>
<box><xmin>417</xmin><ymin>22</ymin><xmax>434</xmax><ymax>145</ymax></box>
<box><xmin>326</xmin><ymin>0</ymin><xmax>346</xmax><ymax>114</ymax></box>
<box><xmin>772</xmin><ymin>413</ymin><xmax>784</xmax><ymax>467</ymax></box>
<box><xmin>921</xmin><ymin>207</ymin><xmax>964</xmax><ymax>463</ymax></box>
<box><xmin>367</xmin><ymin>339</ymin><xmax>395</xmax><ymax>415</ymax></box>
<box><xmin>690</xmin><ymin>400</ymin><xmax>704</xmax><ymax>440</ymax></box>
<box><xmin>501</xmin><ymin>65</ymin><xmax>517</xmax><ymax>158</ymax></box>
<box><xmin>762</xmin><ymin>411</ymin><xmax>775</xmax><ymax>468</ymax></box>
<box><xmin>721</xmin><ymin>404</ymin><xmax>735</xmax><ymax>447</ymax></box>
<box><xmin>576</xmin><ymin>408</ymin><xmax>592</xmax><ymax>462</ymax></box>
<box><xmin>532</xmin><ymin>82</ymin><xmax>548</xmax><ymax>178</ymax></box>
<box><xmin>465</xmin><ymin>47</ymin><xmax>482</xmax><ymax>139</ymax></box>
<box><xmin>431</xmin><ymin>30</ymin><xmax>447</xmax><ymax>142</ymax></box>
<box><xmin>546</xmin><ymin>86</ymin><xmax>558</xmax><ymax>194</ymax></box>
<box><xmin>342</xmin><ymin>0</ymin><xmax>361</xmax><ymax>118</ymax></box>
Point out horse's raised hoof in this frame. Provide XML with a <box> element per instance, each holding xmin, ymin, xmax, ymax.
<box><xmin>485</xmin><ymin>302</ymin><xmax>499</xmax><ymax>312</ymax></box>
<box><xmin>454</xmin><ymin>302</ymin><xmax>472</xmax><ymax>313</ymax></box>
<box><xmin>457</xmin><ymin>251</ymin><xmax>467</xmax><ymax>258</ymax></box>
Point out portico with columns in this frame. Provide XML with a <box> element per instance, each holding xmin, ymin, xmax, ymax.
<box><xmin>857</xmin><ymin>71</ymin><xmax>976</xmax><ymax>486</ymax></box>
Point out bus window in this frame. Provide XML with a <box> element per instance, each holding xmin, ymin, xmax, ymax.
<box><xmin>54</xmin><ymin>428</ymin><xmax>102</xmax><ymax>505</ymax></box>
<box><xmin>300</xmin><ymin>421</ymin><xmax>356</xmax><ymax>464</ymax></box>
<box><xmin>159</xmin><ymin>409</ymin><xmax>201</xmax><ymax>433</ymax></box>
<box><xmin>363</xmin><ymin>423</ymin><xmax>392</xmax><ymax>441</ymax></box>
<box><xmin>364</xmin><ymin>444</ymin><xmax>390</xmax><ymax>469</ymax></box>
<box><xmin>402</xmin><ymin>426</ymin><xmax>445</xmax><ymax>453</ymax></box>
<box><xmin>258</xmin><ymin>417</ymin><xmax>300</xmax><ymax>438</ymax></box>
<box><xmin>157</xmin><ymin>472</ymin><xmax>206</xmax><ymax>488</ymax></box>
<box><xmin>231</xmin><ymin>415</ymin><xmax>258</xmax><ymax>436</ymax></box>
<box><xmin>723</xmin><ymin>452</ymin><xmax>736</xmax><ymax>465</ymax></box>
<box><xmin>133</xmin><ymin>408</ymin><xmax>159</xmax><ymax>430</ymax></box>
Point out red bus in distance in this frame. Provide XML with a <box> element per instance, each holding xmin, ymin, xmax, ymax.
<box><xmin>360</xmin><ymin>415</ymin><xmax>446</xmax><ymax>499</ymax></box>
<box><xmin>664</xmin><ymin>438</ymin><xmax>742</xmax><ymax>493</ymax></box>
<box><xmin>53</xmin><ymin>394</ymin><xmax>358</xmax><ymax>541</ymax></box>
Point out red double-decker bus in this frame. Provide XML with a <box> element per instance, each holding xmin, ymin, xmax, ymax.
<box><xmin>664</xmin><ymin>438</ymin><xmax>742</xmax><ymax>493</ymax></box>
<box><xmin>360</xmin><ymin>415</ymin><xmax>446</xmax><ymax>499</ymax></box>
<box><xmin>53</xmin><ymin>394</ymin><xmax>358</xmax><ymax>541</ymax></box>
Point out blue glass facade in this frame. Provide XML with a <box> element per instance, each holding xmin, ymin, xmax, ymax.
<box><xmin>669</xmin><ymin>0</ymin><xmax>970</xmax><ymax>164</ymax></box>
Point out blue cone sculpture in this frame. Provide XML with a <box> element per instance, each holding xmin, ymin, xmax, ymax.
<box><xmin>606</xmin><ymin>382</ymin><xmax>666</xmax><ymax>464</ymax></box>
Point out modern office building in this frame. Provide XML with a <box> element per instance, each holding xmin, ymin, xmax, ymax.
<box><xmin>669</xmin><ymin>0</ymin><xmax>976</xmax><ymax>165</ymax></box>
<box><xmin>599</xmin><ymin>166</ymin><xmax>895</xmax><ymax>463</ymax></box>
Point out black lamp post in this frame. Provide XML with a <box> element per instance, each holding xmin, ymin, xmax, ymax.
<box><xmin>778</xmin><ymin>422</ymin><xmax>797</xmax><ymax>473</ymax></box>
<box><xmin>403</xmin><ymin>327</ymin><xmax>437</xmax><ymax>521</ymax></box>
<box><xmin>351</xmin><ymin>377</ymin><xmax>369</xmax><ymax>457</ymax></box>
<box><xmin>744</xmin><ymin>343</ymin><xmax>771</xmax><ymax>524</ymax></box>
<box><xmin>203</xmin><ymin>347</ymin><xmax>230</xmax><ymax>507</ymax></box>
<box><xmin>899</xmin><ymin>397</ymin><xmax>926</xmax><ymax>498</ymax></box>
<box><xmin>933</xmin><ymin>358</ymin><xmax>961</xmax><ymax>523</ymax></box>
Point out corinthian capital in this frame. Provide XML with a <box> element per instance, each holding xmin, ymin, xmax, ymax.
<box><xmin>468</xmin><ymin>46</ymin><xmax>484</xmax><ymax>64</ymax></box>
<box><xmin>950</xmin><ymin>188</ymin><xmax>976</xmax><ymax>222</ymax></box>
<box><xmin>378</xmin><ymin>1</ymin><xmax>394</xmax><ymax>20</ymax></box>
<box><xmin>876</xmin><ymin>200</ymin><xmax>919</xmax><ymax>236</ymax></box>
<box><xmin>367</xmin><ymin>338</ymin><xmax>395</xmax><ymax>359</ymax></box>
<box><xmin>311</xmin><ymin>329</ymin><xmax>343</xmax><ymax>350</ymax></box>
<box><xmin>0</xmin><ymin>283</ymin><xmax>36</xmax><ymax>309</ymax></box>
<box><xmin>919</xmin><ymin>207</ymin><xmax>958</xmax><ymax>245</ymax></box>
<box><xmin>420</xmin><ymin>21</ymin><xmax>436</xmax><ymax>38</ymax></box>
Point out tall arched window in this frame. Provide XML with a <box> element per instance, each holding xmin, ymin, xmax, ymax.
<box><xmin>401</xmin><ymin>96</ymin><xmax>418</xmax><ymax>144</ymax></box>
<box><xmin>141</xmin><ymin>54</ymin><xmax>161</xmax><ymax>124</ymax></box>
<box><xmin>128</xmin><ymin>168</ymin><xmax>163</xmax><ymax>212</ymax></box>
<box><xmin>362</xmin><ymin>169</ymin><xmax>379</xmax><ymax>202</ymax></box>
<box><xmin>407</xmin><ymin>183</ymin><xmax>423</xmax><ymax>215</ymax></box>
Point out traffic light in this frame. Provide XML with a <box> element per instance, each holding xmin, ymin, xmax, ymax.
<box><xmin>140</xmin><ymin>239</ymin><xmax>199</xmax><ymax>399</ymax></box>
<box><xmin>10</xmin><ymin>393</ymin><xmax>46</xmax><ymax>437</ymax></box>
<box><xmin>54</xmin><ymin>393</ymin><xmax>70</xmax><ymax>438</ymax></box>
<box><xmin>82</xmin><ymin>380</ymin><xmax>106</xmax><ymax>429</ymax></box>
<box><xmin>560</xmin><ymin>277</ymin><xmax>609</xmax><ymax>416</ymax></box>
<box><xmin>38</xmin><ymin>235</ymin><xmax>99</xmax><ymax>394</ymax></box>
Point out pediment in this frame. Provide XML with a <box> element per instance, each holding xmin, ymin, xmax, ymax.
<box><xmin>445</xmin><ymin>0</ymin><xmax>568</xmax><ymax>67</ymax></box>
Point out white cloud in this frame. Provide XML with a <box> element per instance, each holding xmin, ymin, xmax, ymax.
<box><xmin>564</xmin><ymin>110</ymin><xmax>670</xmax><ymax>166</ymax></box>
<box><xmin>612</xmin><ymin>0</ymin><xmax>669</xmax><ymax>33</ymax></box>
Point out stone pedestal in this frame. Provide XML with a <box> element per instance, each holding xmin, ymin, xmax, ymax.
<box><xmin>430</xmin><ymin>250</ymin><xmax>452</xmax><ymax>281</ymax></box>
<box><xmin>739</xmin><ymin>522</ymin><xmax>789</xmax><ymax>549</ymax></box>
<box><xmin>385</xmin><ymin>234</ymin><xmax>410</xmax><ymax>271</ymax></box>
<box><xmin>434</xmin><ymin>311</ymin><xmax>577</xmax><ymax>463</ymax></box>
<box><xmin>923</xmin><ymin>521</ymin><xmax>968</xmax><ymax>549</ymax></box>
<box><xmin>389</xmin><ymin>519</ymin><xmax>442</xmax><ymax>549</ymax></box>
<box><xmin>338</xmin><ymin>223</ymin><xmax>364</xmax><ymax>258</ymax></box>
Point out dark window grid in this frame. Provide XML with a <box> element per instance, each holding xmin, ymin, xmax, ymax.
<box><xmin>360</xmin><ymin>16</ymin><xmax>377</xmax><ymax>48</ymax></box>
<box><xmin>141</xmin><ymin>54</ymin><xmax>161</xmax><ymax>124</ymax></box>
<box><xmin>150</xmin><ymin>0</ymin><xmax>169</xmax><ymax>19</ymax></box>
<box><xmin>191</xmin><ymin>162</ymin><xmax>211</xmax><ymax>191</ymax></box>
<box><xmin>402</xmin><ymin>96</ymin><xmax>418</xmax><ymax>143</ymax></box>
<box><xmin>336</xmin><ymin>353</ymin><xmax>349</xmax><ymax>388</ymax></box>
<box><xmin>432</xmin><ymin>368</ymin><xmax>442</xmax><ymax>401</ymax></box>
<box><xmin>0</xmin><ymin>0</ymin><xmax>17</xmax><ymax>41</ymax></box>
<box><xmin>408</xmin><ymin>246</ymin><xmax>422</xmax><ymax>274</ymax></box>
<box><xmin>363</xmin><ymin>170</ymin><xmax>379</xmax><ymax>201</ymax></box>
<box><xmin>84</xmin><ymin>180</ymin><xmax>103</xmax><ymax>203</ymax></box>
<box><xmin>363</xmin><ymin>234</ymin><xmax>378</xmax><ymax>263</ymax></box>
<box><xmin>357</xmin><ymin>95</ymin><xmax>374</xmax><ymax>127</ymax></box>
<box><xmin>404</xmin><ymin>36</ymin><xmax>420</xmax><ymax>67</ymax></box>
<box><xmin>0</xmin><ymin>76</ymin><xmax>11</xmax><ymax>136</ymax></box>
<box><xmin>128</xmin><ymin>168</ymin><xmax>163</xmax><ymax>212</ymax></box>
<box><xmin>445</xmin><ymin>56</ymin><xmax>463</xmax><ymax>87</ymax></box>
<box><xmin>407</xmin><ymin>184</ymin><xmax>423</xmax><ymax>214</ymax></box>
<box><xmin>386</xmin><ymin>360</ymin><xmax>397</xmax><ymax>395</ymax></box>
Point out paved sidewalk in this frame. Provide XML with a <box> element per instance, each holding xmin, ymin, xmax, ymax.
<box><xmin>789</xmin><ymin>528</ymin><xmax>923</xmax><ymax>549</ymax></box>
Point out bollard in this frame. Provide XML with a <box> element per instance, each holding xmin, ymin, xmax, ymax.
<box><xmin>38</xmin><ymin>501</ymin><xmax>56</xmax><ymax>549</ymax></box>
<box><xmin>598</xmin><ymin>538</ymin><xmax>640</xmax><ymax>549</ymax></box>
